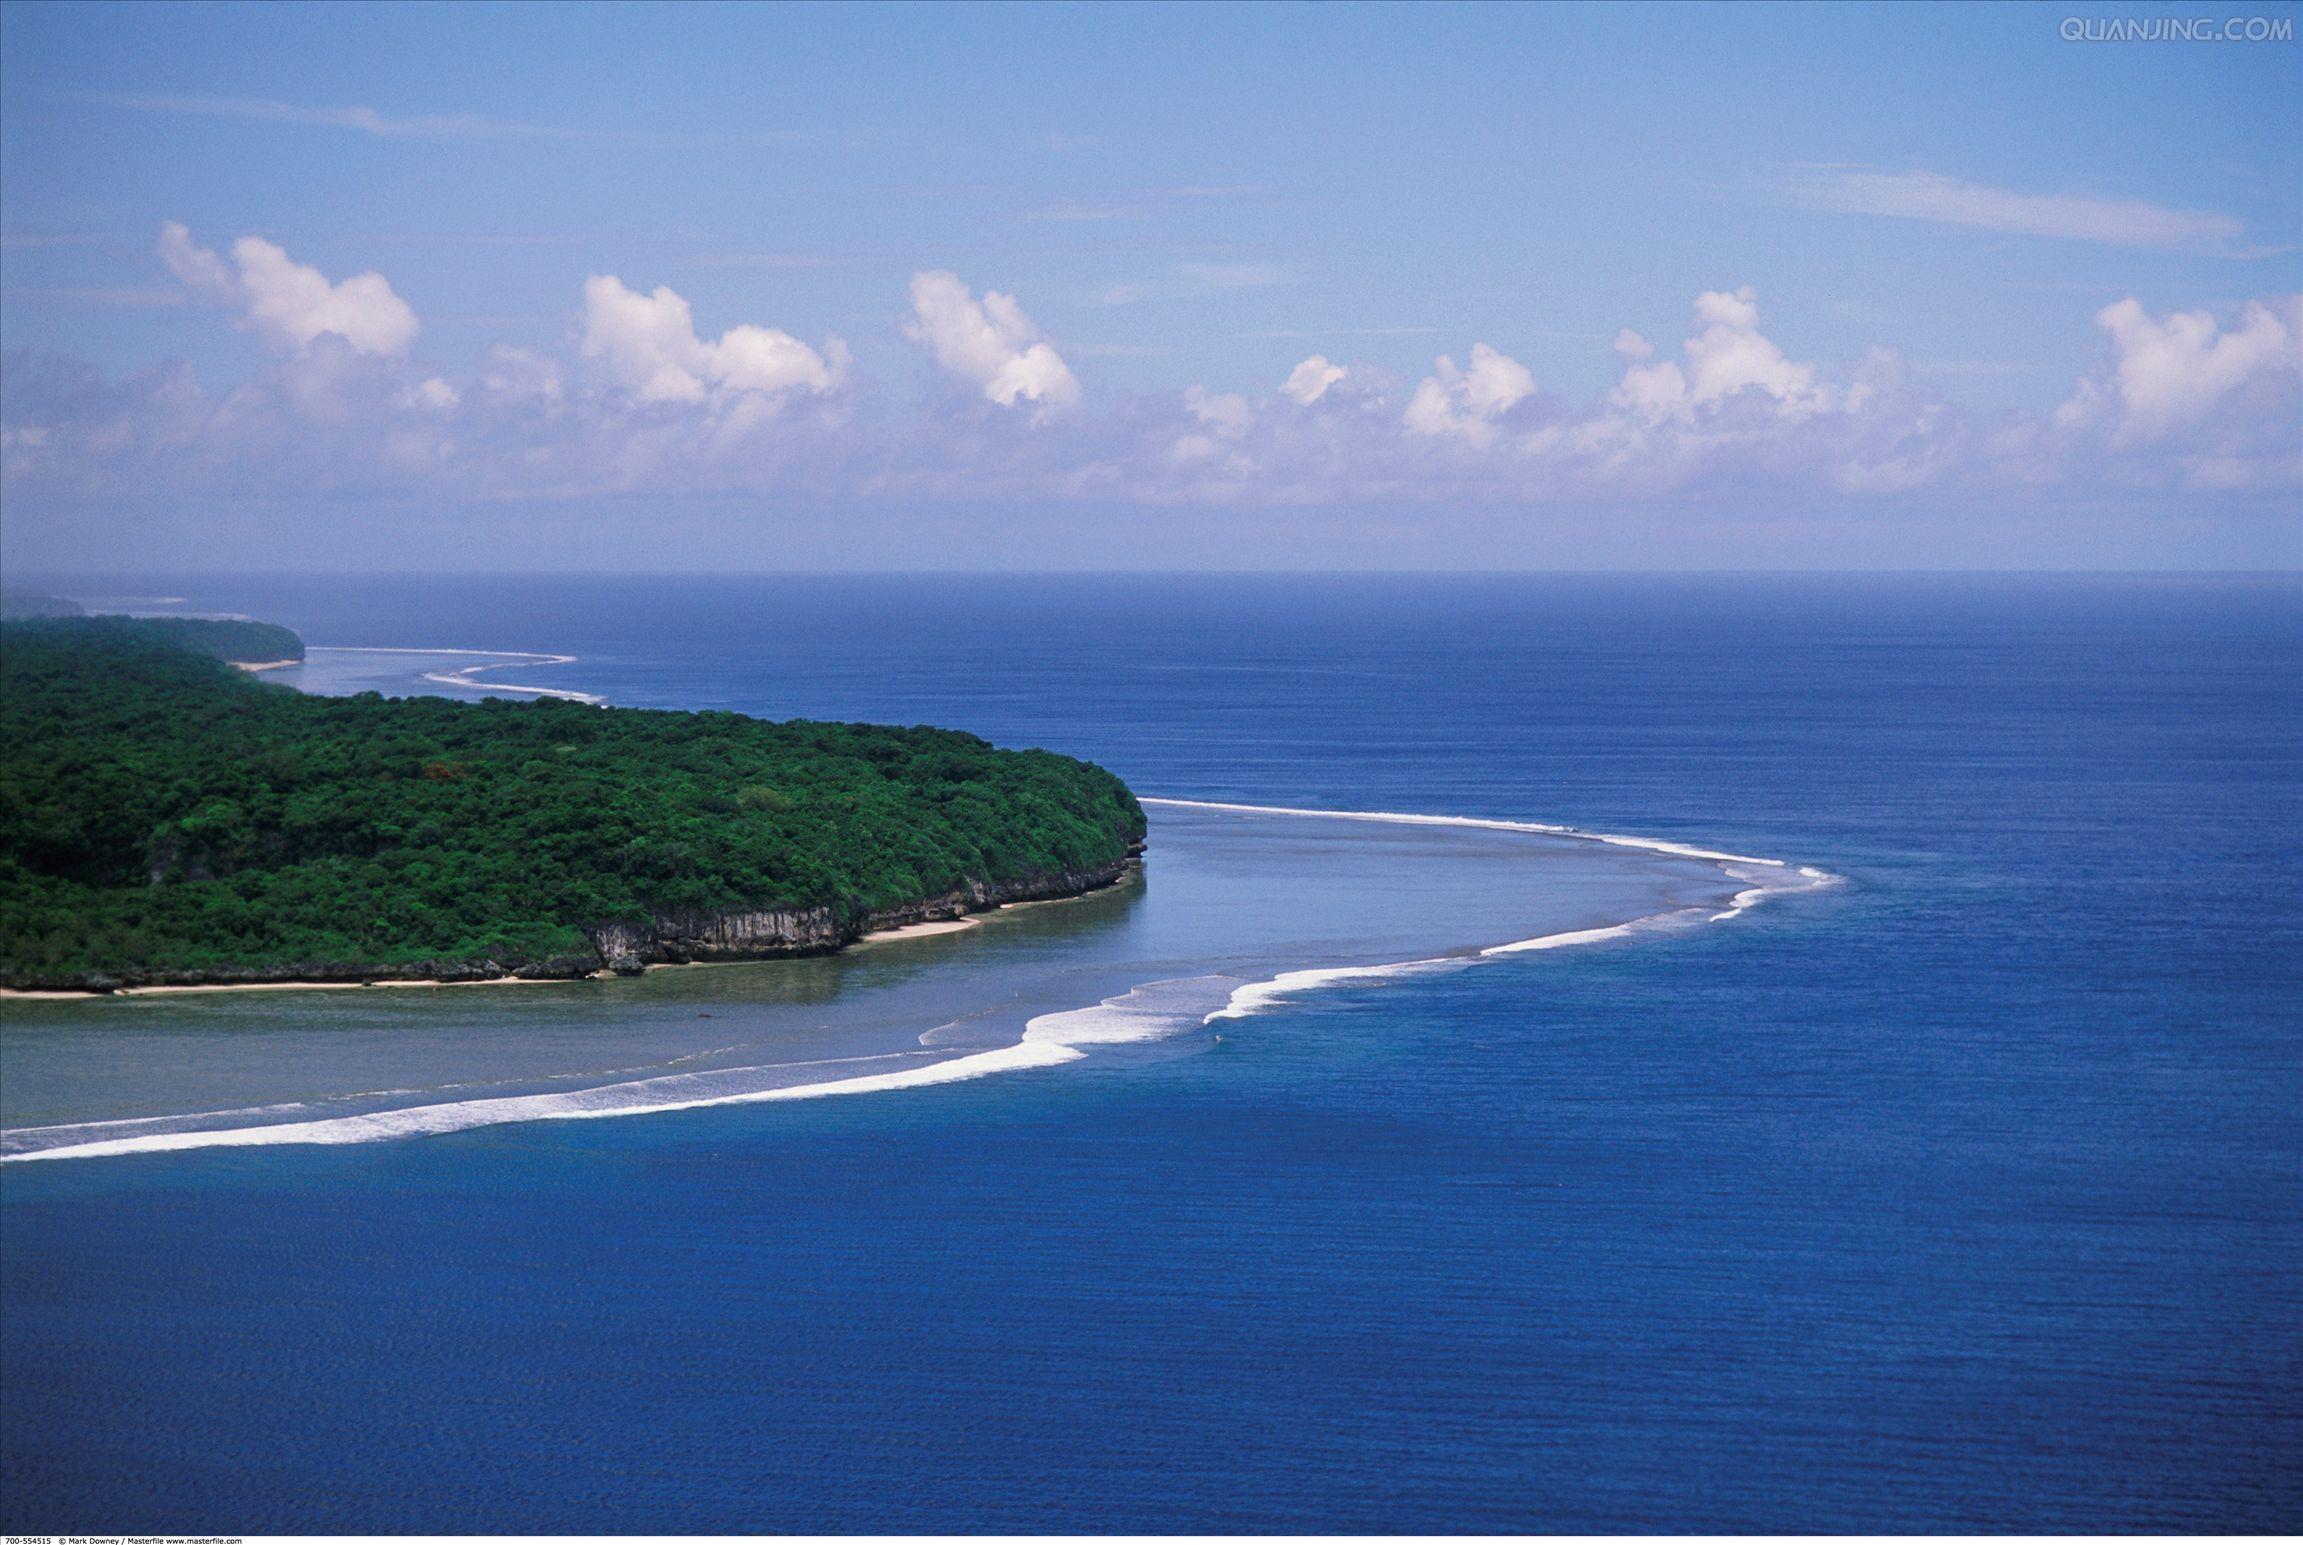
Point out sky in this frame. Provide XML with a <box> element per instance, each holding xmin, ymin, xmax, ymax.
<box><xmin>1</xmin><ymin>0</ymin><xmax>2298</xmax><ymax>572</ymax></box>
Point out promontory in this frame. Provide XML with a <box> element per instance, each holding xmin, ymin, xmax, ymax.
<box><xmin>0</xmin><ymin>618</ymin><xmax>1145</xmax><ymax>992</ymax></box>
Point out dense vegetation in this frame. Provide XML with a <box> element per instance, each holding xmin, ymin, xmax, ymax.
<box><xmin>98</xmin><ymin>615</ymin><xmax>306</xmax><ymax>664</ymax></box>
<box><xmin>0</xmin><ymin>620</ymin><xmax>1143</xmax><ymax>988</ymax></box>
<box><xmin>0</xmin><ymin>606</ymin><xmax>299</xmax><ymax>664</ymax></box>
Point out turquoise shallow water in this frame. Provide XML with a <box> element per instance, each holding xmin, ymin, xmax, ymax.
<box><xmin>1</xmin><ymin>803</ymin><xmax>1762</xmax><ymax>1156</ymax></box>
<box><xmin>2</xmin><ymin>573</ymin><xmax>2297</xmax><ymax>1530</ymax></box>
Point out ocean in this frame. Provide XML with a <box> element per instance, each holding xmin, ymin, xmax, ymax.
<box><xmin>2</xmin><ymin>573</ymin><xmax>2297</xmax><ymax>1530</ymax></box>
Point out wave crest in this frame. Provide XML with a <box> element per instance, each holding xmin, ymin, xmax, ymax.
<box><xmin>4</xmin><ymin>801</ymin><xmax>1829</xmax><ymax>1162</ymax></box>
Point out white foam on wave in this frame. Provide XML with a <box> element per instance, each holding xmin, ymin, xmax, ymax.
<box><xmin>1202</xmin><ymin>913</ymin><xmax>1680</xmax><ymax>1024</ymax></box>
<box><xmin>306</xmin><ymin>646</ymin><xmax>604</xmax><ymax>705</ymax></box>
<box><xmin>1208</xmin><ymin>957</ymin><xmax>1461</xmax><ymax>1021</ymax></box>
<box><xmin>1026</xmin><ymin>976</ymin><xmax>1241</xmax><ymax>1045</ymax></box>
<box><xmin>4</xmin><ymin>801</ymin><xmax>1831</xmax><ymax>1162</ymax></box>
<box><xmin>1175</xmin><ymin>799</ymin><xmax>1836</xmax><ymax>1023</ymax></box>
<box><xmin>0</xmin><ymin>983</ymin><xmax>1251</xmax><ymax>1163</ymax></box>
<box><xmin>1703</xmin><ymin>861</ymin><xmax>1789</xmax><ymax>922</ymax></box>
<box><xmin>1139</xmin><ymin>796</ymin><xmax>1785</xmax><ymax>867</ymax></box>
<box><xmin>1482</xmin><ymin>917</ymin><xmax>1663</xmax><ymax>954</ymax></box>
<box><xmin>1</xmin><ymin>1098</ymin><xmax>320</xmax><ymax>1149</ymax></box>
<box><xmin>2</xmin><ymin>1049</ymin><xmax>958</xmax><ymax>1162</ymax></box>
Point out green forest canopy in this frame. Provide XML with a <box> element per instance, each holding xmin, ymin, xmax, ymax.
<box><xmin>0</xmin><ymin>618</ymin><xmax>1143</xmax><ymax>988</ymax></box>
<box><xmin>0</xmin><ymin>608</ymin><xmax>299</xmax><ymax>662</ymax></box>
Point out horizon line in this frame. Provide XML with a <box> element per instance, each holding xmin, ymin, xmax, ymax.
<box><xmin>6</xmin><ymin>566</ymin><xmax>2301</xmax><ymax>581</ymax></box>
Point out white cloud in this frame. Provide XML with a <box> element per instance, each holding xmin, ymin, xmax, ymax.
<box><xmin>1281</xmin><ymin>355</ymin><xmax>1348</xmax><ymax>405</ymax></box>
<box><xmin>479</xmin><ymin>345</ymin><xmax>564</xmax><ymax>403</ymax></box>
<box><xmin>159</xmin><ymin>222</ymin><xmax>419</xmax><ymax>356</ymax></box>
<box><xmin>1184</xmin><ymin>385</ymin><xmax>1252</xmax><ymax>436</ymax></box>
<box><xmin>2060</xmin><ymin>294</ymin><xmax>2301</xmax><ymax>444</ymax></box>
<box><xmin>396</xmin><ymin>377</ymin><xmax>461</xmax><ymax>413</ymax></box>
<box><xmin>156</xmin><ymin>223</ymin><xmax>234</xmax><ymax>299</ymax></box>
<box><xmin>14</xmin><ymin>268</ymin><xmax>2295</xmax><ymax>524</ymax></box>
<box><xmin>1784</xmin><ymin>168</ymin><xmax>2251</xmax><ymax>254</ymax></box>
<box><xmin>580</xmin><ymin>275</ymin><xmax>846</xmax><ymax>404</ymax></box>
<box><xmin>905</xmin><ymin>270</ymin><xmax>1080</xmax><ymax>408</ymax></box>
<box><xmin>1611</xmin><ymin>286</ymin><xmax>1834</xmax><ymax>422</ymax></box>
<box><xmin>1612</xmin><ymin>328</ymin><xmax>1654</xmax><ymax>361</ymax></box>
<box><xmin>1403</xmin><ymin>343</ymin><xmax>1537</xmax><ymax>443</ymax></box>
<box><xmin>233</xmin><ymin>240</ymin><xmax>420</xmax><ymax>357</ymax></box>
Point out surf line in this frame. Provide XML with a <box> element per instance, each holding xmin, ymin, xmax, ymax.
<box><xmin>1</xmin><ymin>801</ymin><xmax>1834</xmax><ymax>1162</ymax></box>
<box><xmin>1141</xmin><ymin>797</ymin><xmax>1836</xmax><ymax>1023</ymax></box>
<box><xmin>306</xmin><ymin>645</ymin><xmax>604</xmax><ymax>704</ymax></box>
<box><xmin>1138</xmin><ymin>795</ymin><xmax>1787</xmax><ymax>867</ymax></box>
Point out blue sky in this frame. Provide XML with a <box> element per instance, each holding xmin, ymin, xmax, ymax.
<box><xmin>2</xmin><ymin>0</ymin><xmax>2298</xmax><ymax>570</ymax></box>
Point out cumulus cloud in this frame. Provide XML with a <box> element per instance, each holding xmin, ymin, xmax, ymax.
<box><xmin>2057</xmin><ymin>294</ymin><xmax>2301</xmax><ymax>444</ymax></box>
<box><xmin>158</xmin><ymin>222</ymin><xmax>418</xmax><ymax>356</ymax></box>
<box><xmin>580</xmin><ymin>275</ymin><xmax>847</xmax><ymax>404</ymax></box>
<box><xmin>1184</xmin><ymin>385</ymin><xmax>1252</xmax><ymax>435</ymax></box>
<box><xmin>396</xmin><ymin>377</ymin><xmax>461</xmax><ymax>413</ymax></box>
<box><xmin>904</xmin><ymin>270</ymin><xmax>1080</xmax><ymax>408</ymax></box>
<box><xmin>155</xmin><ymin>223</ymin><xmax>234</xmax><ymax>299</ymax></box>
<box><xmin>1611</xmin><ymin>286</ymin><xmax>1839</xmax><ymax>423</ymax></box>
<box><xmin>1402</xmin><ymin>344</ymin><xmax>1537</xmax><ymax>443</ymax></box>
<box><xmin>1281</xmin><ymin>355</ymin><xmax>1348</xmax><ymax>405</ymax></box>
<box><xmin>9</xmin><ymin>268</ymin><xmax>2295</xmax><ymax>535</ymax></box>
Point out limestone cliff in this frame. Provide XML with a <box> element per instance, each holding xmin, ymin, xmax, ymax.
<box><xmin>7</xmin><ymin>847</ymin><xmax>1142</xmax><ymax>992</ymax></box>
<box><xmin>580</xmin><ymin>851</ymin><xmax>1140</xmax><ymax>974</ymax></box>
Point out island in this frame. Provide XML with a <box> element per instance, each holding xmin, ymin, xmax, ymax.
<box><xmin>0</xmin><ymin>617</ymin><xmax>1145</xmax><ymax>992</ymax></box>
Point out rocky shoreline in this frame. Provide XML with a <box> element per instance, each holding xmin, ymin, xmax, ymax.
<box><xmin>0</xmin><ymin>846</ymin><xmax>1143</xmax><ymax>997</ymax></box>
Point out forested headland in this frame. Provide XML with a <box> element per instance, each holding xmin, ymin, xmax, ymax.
<box><xmin>0</xmin><ymin>589</ymin><xmax>85</xmax><ymax>620</ymax></box>
<box><xmin>0</xmin><ymin>619</ymin><xmax>1144</xmax><ymax>991</ymax></box>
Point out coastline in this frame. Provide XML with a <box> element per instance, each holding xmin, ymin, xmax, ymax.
<box><xmin>1</xmin><ymin>803</ymin><xmax>1820</xmax><ymax>1163</ymax></box>
<box><xmin>0</xmin><ymin>852</ymin><xmax>1142</xmax><ymax>1002</ymax></box>
<box><xmin>303</xmin><ymin>645</ymin><xmax>605</xmax><ymax>703</ymax></box>
<box><xmin>1173</xmin><ymin>798</ymin><xmax>1835</xmax><ymax>1025</ymax></box>
<box><xmin>3</xmin><ymin>638</ymin><xmax>1830</xmax><ymax>1162</ymax></box>
<box><xmin>5</xmin><ymin>629</ymin><xmax>1146</xmax><ymax>1000</ymax></box>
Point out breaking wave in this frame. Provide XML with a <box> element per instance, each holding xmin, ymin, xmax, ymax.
<box><xmin>306</xmin><ymin>645</ymin><xmax>603</xmax><ymax>704</ymax></box>
<box><xmin>3</xmin><ymin>801</ymin><xmax>1831</xmax><ymax>1163</ymax></box>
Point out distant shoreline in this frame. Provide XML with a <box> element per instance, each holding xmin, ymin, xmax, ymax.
<box><xmin>303</xmin><ymin>645</ymin><xmax>604</xmax><ymax>704</ymax></box>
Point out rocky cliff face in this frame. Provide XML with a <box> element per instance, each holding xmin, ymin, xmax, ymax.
<box><xmin>6</xmin><ymin>846</ymin><xmax>1142</xmax><ymax>992</ymax></box>
<box><xmin>580</xmin><ymin>850</ymin><xmax>1140</xmax><ymax>974</ymax></box>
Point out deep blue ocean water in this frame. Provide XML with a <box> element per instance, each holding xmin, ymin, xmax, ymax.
<box><xmin>3</xmin><ymin>573</ymin><xmax>2298</xmax><ymax>1531</ymax></box>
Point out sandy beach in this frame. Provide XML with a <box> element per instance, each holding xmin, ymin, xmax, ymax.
<box><xmin>1</xmin><ymin>912</ymin><xmax>999</xmax><ymax>1000</ymax></box>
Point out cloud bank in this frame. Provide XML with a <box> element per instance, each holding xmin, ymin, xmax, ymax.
<box><xmin>5</xmin><ymin>224</ymin><xmax>2297</xmax><ymax>533</ymax></box>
